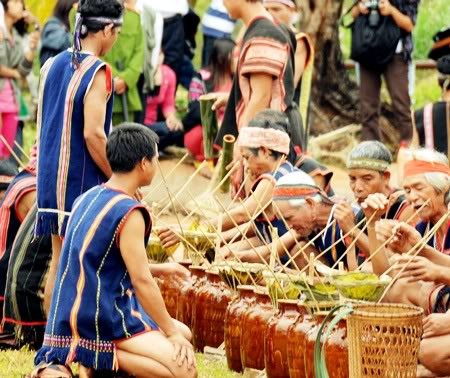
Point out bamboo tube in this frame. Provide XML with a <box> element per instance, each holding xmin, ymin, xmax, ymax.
<box><xmin>217</xmin><ymin>134</ymin><xmax>235</xmax><ymax>193</ymax></box>
<box><xmin>269</xmin><ymin>227</ymin><xmax>278</xmax><ymax>270</ymax></box>
<box><xmin>378</xmin><ymin>211</ymin><xmax>449</xmax><ymax>303</ymax></box>
<box><xmin>0</xmin><ymin>135</ymin><xmax>24</xmax><ymax>168</ymax></box>
<box><xmin>200</xmin><ymin>94</ymin><xmax>219</xmax><ymax>159</ymax></box>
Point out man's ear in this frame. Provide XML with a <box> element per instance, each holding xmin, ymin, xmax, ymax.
<box><xmin>383</xmin><ymin>171</ymin><xmax>391</xmax><ymax>182</ymax></box>
<box><xmin>104</xmin><ymin>23</ymin><xmax>114</xmax><ymax>37</ymax></box>
<box><xmin>305</xmin><ymin>197</ymin><xmax>316</xmax><ymax>209</ymax></box>
<box><xmin>260</xmin><ymin>146</ymin><xmax>270</xmax><ymax>158</ymax></box>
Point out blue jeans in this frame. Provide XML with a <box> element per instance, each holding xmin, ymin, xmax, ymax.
<box><xmin>147</xmin><ymin>122</ymin><xmax>183</xmax><ymax>151</ymax></box>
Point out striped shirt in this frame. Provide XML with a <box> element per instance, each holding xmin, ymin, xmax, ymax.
<box><xmin>201</xmin><ymin>0</ymin><xmax>235</xmax><ymax>38</ymax></box>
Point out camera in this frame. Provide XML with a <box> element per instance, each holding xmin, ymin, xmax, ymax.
<box><xmin>364</xmin><ymin>0</ymin><xmax>380</xmax><ymax>27</ymax></box>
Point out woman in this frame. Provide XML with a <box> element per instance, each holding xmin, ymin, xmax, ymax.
<box><xmin>183</xmin><ymin>37</ymin><xmax>235</xmax><ymax>165</ymax></box>
<box><xmin>0</xmin><ymin>0</ymin><xmax>39</xmax><ymax>159</ymax></box>
<box><xmin>39</xmin><ymin>0</ymin><xmax>76</xmax><ymax>66</ymax></box>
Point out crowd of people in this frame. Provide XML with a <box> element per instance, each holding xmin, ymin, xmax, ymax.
<box><xmin>0</xmin><ymin>0</ymin><xmax>448</xmax><ymax>377</ymax></box>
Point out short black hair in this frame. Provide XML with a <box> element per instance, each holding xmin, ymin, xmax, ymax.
<box><xmin>78</xmin><ymin>0</ymin><xmax>123</xmax><ymax>36</ymax></box>
<box><xmin>107</xmin><ymin>123</ymin><xmax>159</xmax><ymax>173</ymax></box>
<box><xmin>54</xmin><ymin>0</ymin><xmax>78</xmax><ymax>28</ymax></box>
<box><xmin>0</xmin><ymin>160</ymin><xmax>18</xmax><ymax>191</ymax></box>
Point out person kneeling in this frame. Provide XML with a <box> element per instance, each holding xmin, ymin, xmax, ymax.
<box><xmin>33</xmin><ymin>124</ymin><xmax>196</xmax><ymax>378</ymax></box>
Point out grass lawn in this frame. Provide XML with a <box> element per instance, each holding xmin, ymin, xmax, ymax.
<box><xmin>0</xmin><ymin>347</ymin><xmax>240</xmax><ymax>377</ymax></box>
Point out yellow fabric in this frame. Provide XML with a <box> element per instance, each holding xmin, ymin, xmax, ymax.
<box><xmin>25</xmin><ymin>0</ymin><xmax>56</xmax><ymax>25</ymax></box>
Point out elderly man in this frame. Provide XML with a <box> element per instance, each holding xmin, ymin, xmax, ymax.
<box><xmin>360</xmin><ymin>148</ymin><xmax>450</xmax><ymax>375</ymax></box>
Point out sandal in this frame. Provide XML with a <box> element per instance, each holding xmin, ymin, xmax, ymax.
<box><xmin>28</xmin><ymin>362</ymin><xmax>73</xmax><ymax>378</ymax></box>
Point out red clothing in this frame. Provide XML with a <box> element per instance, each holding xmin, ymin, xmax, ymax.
<box><xmin>144</xmin><ymin>65</ymin><xmax>177</xmax><ymax>124</ymax></box>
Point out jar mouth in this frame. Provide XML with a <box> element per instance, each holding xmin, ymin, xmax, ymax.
<box><xmin>237</xmin><ymin>285</ymin><xmax>255</xmax><ymax>291</ymax></box>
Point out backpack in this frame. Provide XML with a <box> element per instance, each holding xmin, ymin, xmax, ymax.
<box><xmin>341</xmin><ymin>0</ymin><xmax>402</xmax><ymax>68</ymax></box>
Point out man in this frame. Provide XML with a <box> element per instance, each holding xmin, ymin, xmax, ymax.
<box><xmin>359</xmin><ymin>148</ymin><xmax>450</xmax><ymax>376</ymax></box>
<box><xmin>213</xmin><ymin>0</ymin><xmax>303</xmax><ymax>155</ymax></box>
<box><xmin>352</xmin><ymin>0</ymin><xmax>419</xmax><ymax>143</ymax></box>
<box><xmin>35</xmin><ymin>0</ymin><xmax>123</xmax><ymax>313</ymax></box>
<box><xmin>33</xmin><ymin>124</ymin><xmax>196</xmax><ymax>377</ymax></box>
<box><xmin>413</xmin><ymin>55</ymin><xmax>450</xmax><ymax>155</ymax></box>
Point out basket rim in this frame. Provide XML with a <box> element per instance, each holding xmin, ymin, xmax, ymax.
<box><xmin>350</xmin><ymin>302</ymin><xmax>424</xmax><ymax>318</ymax></box>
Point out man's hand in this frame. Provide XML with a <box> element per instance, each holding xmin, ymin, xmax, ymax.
<box><xmin>334</xmin><ymin>201</ymin><xmax>356</xmax><ymax>234</ymax></box>
<box><xmin>114</xmin><ymin>77</ymin><xmax>127</xmax><ymax>95</ymax></box>
<box><xmin>361</xmin><ymin>193</ymin><xmax>389</xmax><ymax>222</ymax></box>
<box><xmin>167</xmin><ymin>332</ymin><xmax>196</xmax><ymax>369</ymax></box>
<box><xmin>211</xmin><ymin>92</ymin><xmax>229</xmax><ymax>111</ymax></box>
<box><xmin>375</xmin><ymin>220</ymin><xmax>420</xmax><ymax>253</ymax></box>
<box><xmin>423</xmin><ymin>313</ymin><xmax>450</xmax><ymax>339</ymax></box>
<box><xmin>156</xmin><ymin>262</ymin><xmax>190</xmax><ymax>283</ymax></box>
<box><xmin>397</xmin><ymin>255</ymin><xmax>441</xmax><ymax>283</ymax></box>
<box><xmin>158</xmin><ymin>227</ymin><xmax>181</xmax><ymax>249</ymax></box>
<box><xmin>166</xmin><ymin>114</ymin><xmax>183</xmax><ymax>132</ymax></box>
<box><xmin>28</xmin><ymin>31</ymin><xmax>40</xmax><ymax>52</ymax></box>
<box><xmin>378</xmin><ymin>0</ymin><xmax>393</xmax><ymax>16</ymax></box>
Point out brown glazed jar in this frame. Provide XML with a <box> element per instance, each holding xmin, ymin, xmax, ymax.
<box><xmin>305</xmin><ymin>314</ymin><xmax>327</xmax><ymax>378</ymax></box>
<box><xmin>159</xmin><ymin>275</ymin><xmax>182</xmax><ymax>319</ymax></box>
<box><xmin>286</xmin><ymin>303</ymin><xmax>315</xmax><ymax>378</ymax></box>
<box><xmin>240</xmin><ymin>289</ymin><xmax>276</xmax><ymax>371</ymax></box>
<box><xmin>224</xmin><ymin>285</ymin><xmax>256</xmax><ymax>373</ymax></box>
<box><xmin>324</xmin><ymin>319</ymin><xmax>348</xmax><ymax>378</ymax></box>
<box><xmin>177</xmin><ymin>266</ymin><xmax>206</xmax><ymax>328</ymax></box>
<box><xmin>265</xmin><ymin>300</ymin><xmax>305</xmax><ymax>378</ymax></box>
<box><xmin>192</xmin><ymin>271</ymin><xmax>232</xmax><ymax>351</ymax></box>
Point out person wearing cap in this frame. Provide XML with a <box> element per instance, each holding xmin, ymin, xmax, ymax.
<box><xmin>342</xmin><ymin>141</ymin><xmax>414</xmax><ymax>261</ymax></box>
<box><xmin>35</xmin><ymin>0</ymin><xmax>124</xmax><ymax>315</ymax></box>
<box><xmin>413</xmin><ymin>55</ymin><xmax>450</xmax><ymax>156</ymax></box>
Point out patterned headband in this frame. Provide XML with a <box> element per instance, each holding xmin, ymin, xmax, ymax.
<box><xmin>238</xmin><ymin>127</ymin><xmax>290</xmax><ymax>155</ymax></box>
<box><xmin>347</xmin><ymin>158</ymin><xmax>390</xmax><ymax>172</ymax></box>
<box><xmin>72</xmin><ymin>13</ymin><xmax>123</xmax><ymax>68</ymax></box>
<box><xmin>273</xmin><ymin>183</ymin><xmax>322</xmax><ymax>201</ymax></box>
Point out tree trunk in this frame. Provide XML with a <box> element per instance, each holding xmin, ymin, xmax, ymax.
<box><xmin>298</xmin><ymin>0</ymin><xmax>399</xmax><ymax>146</ymax></box>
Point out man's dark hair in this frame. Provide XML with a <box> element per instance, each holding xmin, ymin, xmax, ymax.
<box><xmin>247</xmin><ymin>110</ymin><xmax>289</xmax><ymax>160</ymax></box>
<box><xmin>78</xmin><ymin>0</ymin><xmax>123</xmax><ymax>36</ymax></box>
<box><xmin>107</xmin><ymin>123</ymin><xmax>159</xmax><ymax>173</ymax></box>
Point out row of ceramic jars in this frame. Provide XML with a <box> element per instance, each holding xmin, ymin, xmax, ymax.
<box><xmin>224</xmin><ymin>285</ymin><xmax>348</xmax><ymax>378</ymax></box>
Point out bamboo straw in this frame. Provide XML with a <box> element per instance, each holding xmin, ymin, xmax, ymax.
<box><xmin>0</xmin><ymin>136</ymin><xmax>25</xmax><ymax>168</ymax></box>
<box><xmin>378</xmin><ymin>211</ymin><xmax>449</xmax><ymax>303</ymax></box>
<box><xmin>154</xmin><ymin>160</ymin><xmax>208</xmax><ymax>216</ymax></box>
<box><xmin>180</xmin><ymin>160</ymin><xmax>241</xmax><ymax>223</ymax></box>
<box><xmin>144</xmin><ymin>153</ymin><xmax>189</xmax><ymax>199</ymax></box>
<box><xmin>13</xmin><ymin>141</ymin><xmax>30</xmax><ymax>161</ymax></box>
<box><xmin>200</xmin><ymin>94</ymin><xmax>219</xmax><ymax>159</ymax></box>
<box><xmin>356</xmin><ymin>199</ymin><xmax>431</xmax><ymax>272</ymax></box>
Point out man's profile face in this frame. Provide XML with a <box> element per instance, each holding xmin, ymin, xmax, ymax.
<box><xmin>348</xmin><ymin>168</ymin><xmax>388</xmax><ymax>204</ymax></box>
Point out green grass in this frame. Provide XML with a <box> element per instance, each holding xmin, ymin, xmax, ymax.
<box><xmin>0</xmin><ymin>348</ymin><xmax>239</xmax><ymax>377</ymax></box>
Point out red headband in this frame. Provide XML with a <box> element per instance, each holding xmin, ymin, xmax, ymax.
<box><xmin>273</xmin><ymin>184</ymin><xmax>321</xmax><ymax>200</ymax></box>
<box><xmin>404</xmin><ymin>160</ymin><xmax>450</xmax><ymax>178</ymax></box>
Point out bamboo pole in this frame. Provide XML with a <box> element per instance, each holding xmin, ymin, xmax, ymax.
<box><xmin>13</xmin><ymin>141</ymin><xmax>30</xmax><ymax>161</ymax></box>
<box><xmin>0</xmin><ymin>136</ymin><xmax>25</xmax><ymax>169</ymax></box>
<box><xmin>200</xmin><ymin>94</ymin><xmax>219</xmax><ymax>160</ymax></box>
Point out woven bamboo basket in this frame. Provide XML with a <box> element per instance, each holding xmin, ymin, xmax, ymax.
<box><xmin>347</xmin><ymin>303</ymin><xmax>423</xmax><ymax>378</ymax></box>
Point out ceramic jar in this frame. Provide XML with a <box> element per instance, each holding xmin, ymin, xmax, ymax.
<box><xmin>286</xmin><ymin>303</ymin><xmax>315</xmax><ymax>378</ymax></box>
<box><xmin>177</xmin><ymin>266</ymin><xmax>206</xmax><ymax>328</ymax></box>
<box><xmin>159</xmin><ymin>276</ymin><xmax>181</xmax><ymax>319</ymax></box>
<box><xmin>224</xmin><ymin>285</ymin><xmax>256</xmax><ymax>373</ymax></box>
<box><xmin>305</xmin><ymin>314</ymin><xmax>327</xmax><ymax>378</ymax></box>
<box><xmin>240</xmin><ymin>289</ymin><xmax>276</xmax><ymax>370</ymax></box>
<box><xmin>265</xmin><ymin>299</ymin><xmax>305</xmax><ymax>378</ymax></box>
<box><xmin>192</xmin><ymin>271</ymin><xmax>232</xmax><ymax>351</ymax></box>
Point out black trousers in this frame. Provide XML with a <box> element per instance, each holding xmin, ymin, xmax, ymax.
<box><xmin>359</xmin><ymin>54</ymin><xmax>413</xmax><ymax>142</ymax></box>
